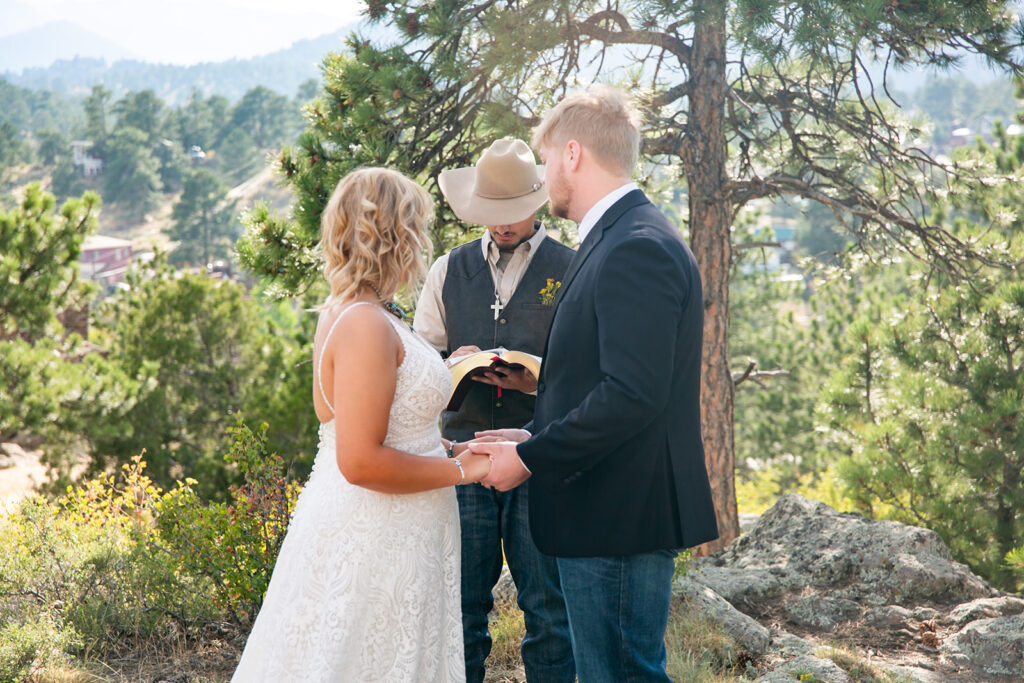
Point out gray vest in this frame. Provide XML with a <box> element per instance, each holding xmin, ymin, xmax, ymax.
<box><xmin>440</xmin><ymin>234</ymin><xmax>574</xmax><ymax>441</ymax></box>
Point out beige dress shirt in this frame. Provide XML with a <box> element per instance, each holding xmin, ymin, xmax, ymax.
<box><xmin>414</xmin><ymin>224</ymin><xmax>550</xmax><ymax>353</ymax></box>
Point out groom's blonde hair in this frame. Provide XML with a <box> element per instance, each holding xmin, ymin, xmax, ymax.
<box><xmin>532</xmin><ymin>86</ymin><xmax>641</xmax><ymax>176</ymax></box>
<box><xmin>319</xmin><ymin>167</ymin><xmax>433</xmax><ymax>306</ymax></box>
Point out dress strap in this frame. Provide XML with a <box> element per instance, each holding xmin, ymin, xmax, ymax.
<box><xmin>317</xmin><ymin>301</ymin><xmax>380</xmax><ymax>414</ymax></box>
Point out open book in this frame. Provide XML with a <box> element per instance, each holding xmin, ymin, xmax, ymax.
<box><xmin>445</xmin><ymin>348</ymin><xmax>542</xmax><ymax>411</ymax></box>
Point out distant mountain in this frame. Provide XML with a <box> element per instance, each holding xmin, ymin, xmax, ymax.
<box><xmin>1</xmin><ymin>27</ymin><xmax>366</xmax><ymax>104</ymax></box>
<box><xmin>0</xmin><ymin>20</ymin><xmax>138</xmax><ymax>73</ymax></box>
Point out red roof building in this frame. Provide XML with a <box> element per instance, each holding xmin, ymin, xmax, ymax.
<box><xmin>81</xmin><ymin>235</ymin><xmax>133</xmax><ymax>288</ymax></box>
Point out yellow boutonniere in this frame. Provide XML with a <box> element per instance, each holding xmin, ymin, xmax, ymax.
<box><xmin>539</xmin><ymin>278</ymin><xmax>561</xmax><ymax>305</ymax></box>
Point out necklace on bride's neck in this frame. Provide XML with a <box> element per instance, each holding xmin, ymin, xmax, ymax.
<box><xmin>368</xmin><ymin>283</ymin><xmax>406</xmax><ymax>320</ymax></box>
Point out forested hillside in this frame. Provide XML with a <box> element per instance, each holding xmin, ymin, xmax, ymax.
<box><xmin>1</xmin><ymin>28</ymin><xmax>359</xmax><ymax>104</ymax></box>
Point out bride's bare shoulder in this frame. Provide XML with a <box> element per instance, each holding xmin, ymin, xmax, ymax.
<box><xmin>319</xmin><ymin>302</ymin><xmax>399</xmax><ymax>355</ymax></box>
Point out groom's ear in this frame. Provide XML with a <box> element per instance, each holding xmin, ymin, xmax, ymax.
<box><xmin>566</xmin><ymin>140</ymin><xmax>582</xmax><ymax>171</ymax></box>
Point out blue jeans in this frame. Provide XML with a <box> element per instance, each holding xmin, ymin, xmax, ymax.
<box><xmin>457</xmin><ymin>482</ymin><xmax>575</xmax><ymax>683</ymax></box>
<box><xmin>556</xmin><ymin>549</ymin><xmax>676</xmax><ymax>683</ymax></box>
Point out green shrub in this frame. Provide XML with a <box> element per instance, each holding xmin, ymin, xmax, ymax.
<box><xmin>154</xmin><ymin>419</ymin><xmax>299</xmax><ymax>624</ymax></box>
<box><xmin>0</xmin><ymin>456</ymin><xmax>219</xmax><ymax>666</ymax></box>
<box><xmin>0</xmin><ymin>616</ymin><xmax>78</xmax><ymax>683</ymax></box>
<box><xmin>0</xmin><ymin>417</ymin><xmax>298</xmax><ymax>680</ymax></box>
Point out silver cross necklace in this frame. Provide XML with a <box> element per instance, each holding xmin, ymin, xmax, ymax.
<box><xmin>490</xmin><ymin>289</ymin><xmax>504</xmax><ymax>321</ymax></box>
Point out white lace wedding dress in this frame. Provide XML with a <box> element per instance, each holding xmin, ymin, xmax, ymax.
<box><xmin>232</xmin><ymin>302</ymin><xmax>464</xmax><ymax>682</ymax></box>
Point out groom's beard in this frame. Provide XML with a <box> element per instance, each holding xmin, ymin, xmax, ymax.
<box><xmin>548</xmin><ymin>173</ymin><xmax>572</xmax><ymax>220</ymax></box>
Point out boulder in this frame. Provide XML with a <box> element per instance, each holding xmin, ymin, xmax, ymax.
<box><xmin>782</xmin><ymin>594</ymin><xmax>861</xmax><ymax>631</ymax></box>
<box><xmin>944</xmin><ymin>596</ymin><xmax>1024</xmax><ymax>627</ymax></box>
<box><xmin>754</xmin><ymin>654</ymin><xmax>852</xmax><ymax>683</ymax></box>
<box><xmin>491</xmin><ymin>565</ymin><xmax>517</xmax><ymax>607</ymax></box>
<box><xmin>673</xmin><ymin>576</ymin><xmax>772</xmax><ymax>654</ymax></box>
<box><xmin>689</xmin><ymin>495</ymin><xmax>1018</xmax><ymax>680</ymax></box>
<box><xmin>940</xmin><ymin>613</ymin><xmax>1024</xmax><ymax>677</ymax></box>
<box><xmin>861</xmin><ymin>605</ymin><xmax>914</xmax><ymax>630</ymax></box>
<box><xmin>694</xmin><ymin>495</ymin><xmax>995</xmax><ymax>608</ymax></box>
<box><xmin>768</xmin><ymin>629</ymin><xmax>815</xmax><ymax>656</ymax></box>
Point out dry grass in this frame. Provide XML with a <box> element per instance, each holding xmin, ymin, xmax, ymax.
<box><xmin>35</xmin><ymin>629</ymin><xmax>241</xmax><ymax>683</ymax></box>
<box><xmin>31</xmin><ymin>667</ymin><xmax>102</xmax><ymax>683</ymax></box>
<box><xmin>34</xmin><ymin>598</ymin><xmax>757</xmax><ymax>682</ymax></box>
<box><xmin>665</xmin><ymin>602</ymin><xmax>753</xmax><ymax>682</ymax></box>
<box><xmin>483</xmin><ymin>599</ymin><xmax>527</xmax><ymax>682</ymax></box>
<box><xmin>816</xmin><ymin>644</ymin><xmax>910</xmax><ymax>683</ymax></box>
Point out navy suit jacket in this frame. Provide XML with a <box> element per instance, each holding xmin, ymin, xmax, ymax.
<box><xmin>517</xmin><ymin>190</ymin><xmax>719</xmax><ymax>557</ymax></box>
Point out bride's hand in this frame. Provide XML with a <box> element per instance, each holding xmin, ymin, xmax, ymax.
<box><xmin>444</xmin><ymin>436</ymin><xmax>500</xmax><ymax>458</ymax></box>
<box><xmin>456</xmin><ymin>452</ymin><xmax>491</xmax><ymax>484</ymax></box>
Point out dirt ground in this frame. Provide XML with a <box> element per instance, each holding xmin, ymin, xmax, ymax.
<box><xmin>0</xmin><ymin>441</ymin><xmax>48</xmax><ymax>513</ymax></box>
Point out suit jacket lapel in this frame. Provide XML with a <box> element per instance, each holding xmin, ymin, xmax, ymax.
<box><xmin>537</xmin><ymin>190</ymin><xmax>650</xmax><ymax>380</ymax></box>
<box><xmin>551</xmin><ymin>224</ymin><xmax>603</xmax><ymax>308</ymax></box>
<box><xmin>552</xmin><ymin>189</ymin><xmax>648</xmax><ymax>308</ymax></box>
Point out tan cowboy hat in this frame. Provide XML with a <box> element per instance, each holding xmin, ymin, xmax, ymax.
<box><xmin>438</xmin><ymin>138</ymin><xmax>548</xmax><ymax>225</ymax></box>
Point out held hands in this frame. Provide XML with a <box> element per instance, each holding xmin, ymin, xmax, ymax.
<box><xmin>455</xmin><ymin>450</ymin><xmax>491</xmax><ymax>484</ymax></box>
<box><xmin>445</xmin><ymin>434</ymin><xmax>504</xmax><ymax>459</ymax></box>
<box><xmin>474</xmin><ymin>428</ymin><xmax>531</xmax><ymax>443</ymax></box>
<box><xmin>469</xmin><ymin>441</ymin><xmax>531</xmax><ymax>491</ymax></box>
<box><xmin>446</xmin><ymin>434</ymin><xmax>504</xmax><ymax>484</ymax></box>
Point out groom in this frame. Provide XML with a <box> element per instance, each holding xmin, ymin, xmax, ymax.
<box><xmin>471</xmin><ymin>86</ymin><xmax>719</xmax><ymax>682</ymax></box>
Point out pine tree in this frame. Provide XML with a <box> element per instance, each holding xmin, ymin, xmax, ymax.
<box><xmin>34</xmin><ymin>128</ymin><xmax>66</xmax><ymax>166</ymax></box>
<box><xmin>0</xmin><ymin>183</ymin><xmax>98</xmax><ymax>339</ymax></box>
<box><xmin>85</xmin><ymin>258</ymin><xmax>305</xmax><ymax>498</ymax></box>
<box><xmin>229</xmin><ymin>86</ymin><xmax>297</xmax><ymax>150</ymax></box>
<box><xmin>82</xmin><ymin>84</ymin><xmax>111</xmax><ymax>152</ymax></box>
<box><xmin>102</xmin><ymin>126</ymin><xmax>162</xmax><ymax>219</ymax></box>
<box><xmin>0</xmin><ymin>121</ymin><xmax>28</xmax><ymax>181</ymax></box>
<box><xmin>822</xmin><ymin>103</ymin><xmax>1024</xmax><ymax>589</ymax></box>
<box><xmin>169</xmin><ymin>169</ymin><xmax>239</xmax><ymax>267</ymax></box>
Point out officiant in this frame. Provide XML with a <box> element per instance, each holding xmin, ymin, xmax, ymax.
<box><xmin>414</xmin><ymin>137</ymin><xmax>576</xmax><ymax>683</ymax></box>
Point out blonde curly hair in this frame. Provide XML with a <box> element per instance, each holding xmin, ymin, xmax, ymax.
<box><xmin>319</xmin><ymin>167</ymin><xmax>434</xmax><ymax>306</ymax></box>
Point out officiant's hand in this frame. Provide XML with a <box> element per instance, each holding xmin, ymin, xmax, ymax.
<box><xmin>471</xmin><ymin>441</ymin><xmax>531</xmax><ymax>491</ymax></box>
<box><xmin>472</xmin><ymin>366</ymin><xmax>538</xmax><ymax>394</ymax></box>
<box><xmin>456</xmin><ymin>451</ymin><xmax>491</xmax><ymax>484</ymax></box>
<box><xmin>474</xmin><ymin>428</ymin><xmax>531</xmax><ymax>443</ymax></box>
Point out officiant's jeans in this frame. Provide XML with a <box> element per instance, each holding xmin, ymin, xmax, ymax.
<box><xmin>457</xmin><ymin>482</ymin><xmax>575</xmax><ymax>683</ymax></box>
<box><xmin>556</xmin><ymin>549</ymin><xmax>676</xmax><ymax>683</ymax></box>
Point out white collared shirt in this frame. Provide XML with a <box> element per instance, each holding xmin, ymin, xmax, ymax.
<box><xmin>414</xmin><ymin>224</ymin><xmax>549</xmax><ymax>352</ymax></box>
<box><xmin>576</xmin><ymin>182</ymin><xmax>639</xmax><ymax>244</ymax></box>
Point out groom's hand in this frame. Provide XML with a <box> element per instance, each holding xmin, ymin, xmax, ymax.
<box><xmin>474</xmin><ymin>428</ymin><xmax>531</xmax><ymax>443</ymax></box>
<box><xmin>470</xmin><ymin>441</ymin><xmax>530</xmax><ymax>491</ymax></box>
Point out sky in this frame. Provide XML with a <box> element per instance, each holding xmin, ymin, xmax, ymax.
<box><xmin>1</xmin><ymin>0</ymin><xmax>368</xmax><ymax>65</ymax></box>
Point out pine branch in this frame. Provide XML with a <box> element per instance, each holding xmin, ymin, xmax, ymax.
<box><xmin>732</xmin><ymin>360</ymin><xmax>792</xmax><ymax>387</ymax></box>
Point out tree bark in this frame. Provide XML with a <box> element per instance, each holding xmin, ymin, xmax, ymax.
<box><xmin>687</xmin><ymin>0</ymin><xmax>738</xmax><ymax>554</ymax></box>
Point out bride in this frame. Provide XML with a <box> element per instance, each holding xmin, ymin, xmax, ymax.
<box><xmin>232</xmin><ymin>167</ymin><xmax>491</xmax><ymax>682</ymax></box>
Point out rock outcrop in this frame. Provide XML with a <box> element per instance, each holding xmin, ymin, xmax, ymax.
<box><xmin>680</xmin><ymin>494</ymin><xmax>1024</xmax><ymax>682</ymax></box>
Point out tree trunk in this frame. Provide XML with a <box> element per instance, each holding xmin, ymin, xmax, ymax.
<box><xmin>688</xmin><ymin>0</ymin><xmax>738</xmax><ymax>554</ymax></box>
